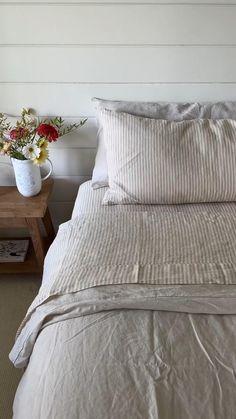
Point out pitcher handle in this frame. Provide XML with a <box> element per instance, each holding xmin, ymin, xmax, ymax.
<box><xmin>41</xmin><ymin>159</ymin><xmax>53</xmax><ymax>181</ymax></box>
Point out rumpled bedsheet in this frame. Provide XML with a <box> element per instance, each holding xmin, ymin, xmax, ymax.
<box><xmin>11</xmin><ymin>288</ymin><xmax>236</xmax><ymax>419</ymax></box>
<box><xmin>10</xmin><ymin>283</ymin><xmax>236</xmax><ymax>368</ymax></box>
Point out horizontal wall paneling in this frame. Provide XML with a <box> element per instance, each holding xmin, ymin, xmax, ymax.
<box><xmin>45</xmin><ymin>148</ymin><xmax>96</xmax><ymax>176</ymax></box>
<box><xmin>1</xmin><ymin>1</ymin><xmax>236</xmax><ymax>4</ymax></box>
<box><xmin>1</xmin><ymin>4</ymin><xmax>236</xmax><ymax>45</ymax></box>
<box><xmin>2</xmin><ymin>46</ymin><xmax>236</xmax><ymax>83</ymax></box>
<box><xmin>1</xmin><ymin>83</ymin><xmax>236</xmax><ymax>116</ymax></box>
<box><xmin>0</xmin><ymin>148</ymin><xmax>96</xmax><ymax>177</ymax></box>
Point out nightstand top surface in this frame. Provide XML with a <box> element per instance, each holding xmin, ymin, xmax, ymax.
<box><xmin>0</xmin><ymin>178</ymin><xmax>53</xmax><ymax>218</ymax></box>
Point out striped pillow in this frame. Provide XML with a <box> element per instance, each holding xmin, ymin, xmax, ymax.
<box><xmin>101</xmin><ymin>109</ymin><xmax>236</xmax><ymax>205</ymax></box>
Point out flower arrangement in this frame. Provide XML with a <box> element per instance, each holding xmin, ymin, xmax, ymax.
<box><xmin>0</xmin><ymin>108</ymin><xmax>87</xmax><ymax>165</ymax></box>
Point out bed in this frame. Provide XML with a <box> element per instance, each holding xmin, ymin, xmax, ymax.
<box><xmin>10</xmin><ymin>181</ymin><xmax>236</xmax><ymax>419</ymax></box>
<box><xmin>10</xmin><ymin>100</ymin><xmax>236</xmax><ymax>419</ymax></box>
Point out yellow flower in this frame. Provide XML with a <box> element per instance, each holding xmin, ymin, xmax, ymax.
<box><xmin>3</xmin><ymin>142</ymin><xmax>11</xmax><ymax>151</ymax></box>
<box><xmin>33</xmin><ymin>148</ymin><xmax>48</xmax><ymax>165</ymax></box>
<box><xmin>0</xmin><ymin>142</ymin><xmax>11</xmax><ymax>155</ymax></box>
<box><xmin>39</xmin><ymin>138</ymin><xmax>48</xmax><ymax>150</ymax></box>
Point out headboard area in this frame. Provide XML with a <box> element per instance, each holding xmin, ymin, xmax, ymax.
<box><xmin>1</xmin><ymin>1</ymin><xmax>236</xmax><ymax>227</ymax></box>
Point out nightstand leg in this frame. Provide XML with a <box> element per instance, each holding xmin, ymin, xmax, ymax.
<box><xmin>26</xmin><ymin>218</ymin><xmax>45</xmax><ymax>270</ymax></box>
<box><xmin>43</xmin><ymin>207</ymin><xmax>55</xmax><ymax>241</ymax></box>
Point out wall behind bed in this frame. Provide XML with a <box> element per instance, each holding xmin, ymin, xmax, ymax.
<box><xmin>1</xmin><ymin>0</ymin><xmax>236</xmax><ymax>228</ymax></box>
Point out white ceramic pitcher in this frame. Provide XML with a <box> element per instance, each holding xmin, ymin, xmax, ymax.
<box><xmin>11</xmin><ymin>158</ymin><xmax>53</xmax><ymax>197</ymax></box>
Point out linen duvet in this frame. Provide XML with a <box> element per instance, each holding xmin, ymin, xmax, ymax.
<box><xmin>10</xmin><ymin>182</ymin><xmax>236</xmax><ymax>419</ymax></box>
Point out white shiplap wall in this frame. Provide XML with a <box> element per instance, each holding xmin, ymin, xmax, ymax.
<box><xmin>1</xmin><ymin>0</ymin><xmax>236</xmax><ymax>228</ymax></box>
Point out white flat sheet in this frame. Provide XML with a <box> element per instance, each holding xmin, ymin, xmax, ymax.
<box><xmin>72</xmin><ymin>180</ymin><xmax>105</xmax><ymax>216</ymax></box>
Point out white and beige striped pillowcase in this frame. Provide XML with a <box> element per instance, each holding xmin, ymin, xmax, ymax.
<box><xmin>101</xmin><ymin>109</ymin><xmax>236</xmax><ymax>205</ymax></box>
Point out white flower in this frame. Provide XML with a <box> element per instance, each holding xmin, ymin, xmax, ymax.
<box><xmin>21</xmin><ymin>108</ymin><xmax>37</xmax><ymax>126</ymax></box>
<box><xmin>22</xmin><ymin>144</ymin><xmax>41</xmax><ymax>160</ymax></box>
<box><xmin>25</xmin><ymin>114</ymin><xmax>37</xmax><ymax>126</ymax></box>
<box><xmin>2</xmin><ymin>131</ymin><xmax>11</xmax><ymax>140</ymax></box>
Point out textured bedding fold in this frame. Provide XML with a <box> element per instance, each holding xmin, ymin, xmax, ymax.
<box><xmin>18</xmin><ymin>202</ymin><xmax>236</xmax><ymax>317</ymax></box>
<box><xmin>10</xmin><ymin>201</ymin><xmax>236</xmax><ymax>368</ymax></box>
<box><xmin>39</xmin><ymin>205</ymin><xmax>236</xmax><ymax>304</ymax></box>
<box><xmin>9</xmin><ymin>284</ymin><xmax>236</xmax><ymax>368</ymax></box>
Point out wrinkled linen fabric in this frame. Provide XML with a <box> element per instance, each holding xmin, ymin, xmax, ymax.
<box><xmin>91</xmin><ymin>98</ymin><xmax>236</xmax><ymax>189</ymax></box>
<box><xmin>9</xmin><ymin>284</ymin><xmax>236</xmax><ymax>369</ymax></box>
<box><xmin>13</xmin><ymin>309</ymin><xmax>236</xmax><ymax>419</ymax></box>
<box><xmin>11</xmin><ymin>182</ymin><xmax>236</xmax><ymax>419</ymax></box>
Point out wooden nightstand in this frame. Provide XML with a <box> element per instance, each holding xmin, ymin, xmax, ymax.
<box><xmin>0</xmin><ymin>178</ymin><xmax>55</xmax><ymax>274</ymax></box>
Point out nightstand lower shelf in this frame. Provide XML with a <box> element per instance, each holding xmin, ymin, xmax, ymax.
<box><xmin>0</xmin><ymin>237</ymin><xmax>50</xmax><ymax>274</ymax></box>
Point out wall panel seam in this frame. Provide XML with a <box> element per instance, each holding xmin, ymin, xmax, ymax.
<box><xmin>2</xmin><ymin>44</ymin><xmax>236</xmax><ymax>48</ymax></box>
<box><xmin>2</xmin><ymin>114</ymin><xmax>96</xmax><ymax>119</ymax></box>
<box><xmin>1</xmin><ymin>2</ymin><xmax>236</xmax><ymax>6</ymax></box>
<box><xmin>49</xmin><ymin>147</ymin><xmax>97</xmax><ymax>150</ymax></box>
<box><xmin>53</xmin><ymin>175</ymin><xmax>91</xmax><ymax>178</ymax></box>
<box><xmin>1</xmin><ymin>81</ymin><xmax>236</xmax><ymax>85</ymax></box>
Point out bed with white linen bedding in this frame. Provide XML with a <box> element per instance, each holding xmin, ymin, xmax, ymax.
<box><xmin>11</xmin><ymin>181</ymin><xmax>236</xmax><ymax>419</ymax></box>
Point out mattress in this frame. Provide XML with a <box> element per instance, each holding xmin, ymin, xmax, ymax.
<box><xmin>11</xmin><ymin>181</ymin><xmax>236</xmax><ymax>419</ymax></box>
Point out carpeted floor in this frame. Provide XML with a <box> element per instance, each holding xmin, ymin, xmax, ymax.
<box><xmin>0</xmin><ymin>274</ymin><xmax>41</xmax><ymax>419</ymax></box>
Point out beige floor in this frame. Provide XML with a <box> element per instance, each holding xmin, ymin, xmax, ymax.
<box><xmin>0</xmin><ymin>274</ymin><xmax>41</xmax><ymax>419</ymax></box>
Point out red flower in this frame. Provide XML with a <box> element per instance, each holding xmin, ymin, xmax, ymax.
<box><xmin>10</xmin><ymin>127</ymin><xmax>27</xmax><ymax>140</ymax></box>
<box><xmin>36</xmin><ymin>123</ymin><xmax>59</xmax><ymax>142</ymax></box>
